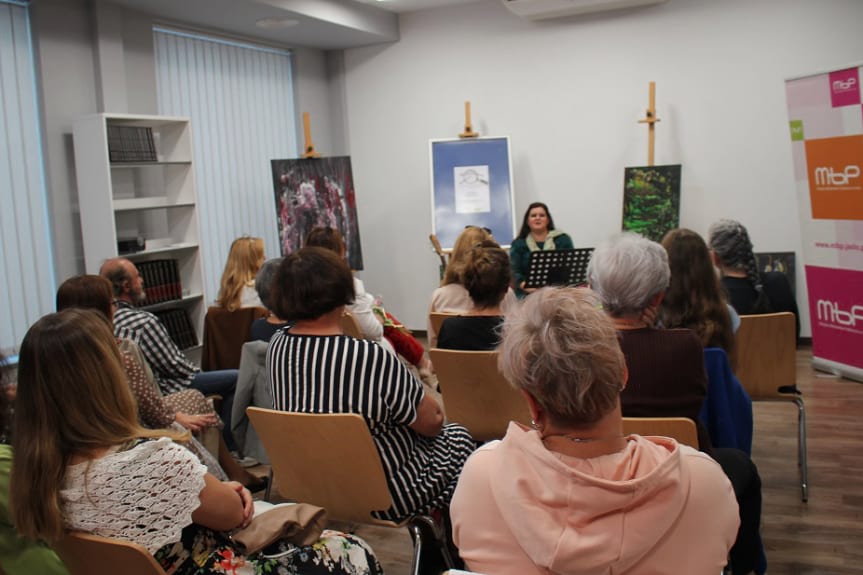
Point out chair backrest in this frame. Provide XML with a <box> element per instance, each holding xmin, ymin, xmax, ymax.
<box><xmin>246</xmin><ymin>408</ymin><xmax>395</xmax><ymax>525</ymax></box>
<box><xmin>429</xmin><ymin>349</ymin><xmax>531</xmax><ymax>442</ymax></box>
<box><xmin>733</xmin><ymin>312</ymin><xmax>797</xmax><ymax>400</ymax></box>
<box><xmin>622</xmin><ymin>417</ymin><xmax>699</xmax><ymax>449</ymax></box>
<box><xmin>202</xmin><ymin>306</ymin><xmax>268</xmax><ymax>370</ymax></box>
<box><xmin>340</xmin><ymin>312</ymin><xmax>364</xmax><ymax>339</ymax></box>
<box><xmin>428</xmin><ymin>313</ymin><xmax>458</xmax><ymax>345</ymax></box>
<box><xmin>53</xmin><ymin>532</ymin><xmax>166</xmax><ymax>575</ymax></box>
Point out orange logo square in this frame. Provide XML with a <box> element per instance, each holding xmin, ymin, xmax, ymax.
<box><xmin>805</xmin><ymin>135</ymin><xmax>863</xmax><ymax>220</ymax></box>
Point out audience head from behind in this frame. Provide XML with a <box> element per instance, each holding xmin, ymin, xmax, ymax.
<box><xmin>217</xmin><ymin>236</ymin><xmax>265</xmax><ymax>311</ymax></box>
<box><xmin>441</xmin><ymin>225</ymin><xmax>493</xmax><ymax>286</ymax></box>
<box><xmin>99</xmin><ymin>257</ymin><xmax>145</xmax><ymax>305</ymax></box>
<box><xmin>55</xmin><ymin>274</ymin><xmax>114</xmax><ymax>320</ymax></box>
<box><xmin>304</xmin><ymin>227</ymin><xmax>346</xmax><ymax>259</ymax></box>
<box><xmin>254</xmin><ymin>257</ymin><xmax>284</xmax><ymax>312</ymax></box>
<box><xmin>463</xmin><ymin>240</ymin><xmax>511</xmax><ymax>310</ymax></box>
<box><xmin>660</xmin><ymin>228</ymin><xmax>734</xmax><ymax>350</ymax></box>
<box><xmin>707</xmin><ymin>219</ymin><xmax>760</xmax><ymax>284</ymax></box>
<box><xmin>498</xmin><ymin>287</ymin><xmax>624</xmax><ymax>430</ymax></box>
<box><xmin>271</xmin><ymin>247</ymin><xmax>355</xmax><ymax>322</ymax></box>
<box><xmin>587</xmin><ymin>232</ymin><xmax>670</xmax><ymax>319</ymax></box>
<box><xmin>11</xmin><ymin>308</ymin><xmax>179</xmax><ymax>542</ymax></box>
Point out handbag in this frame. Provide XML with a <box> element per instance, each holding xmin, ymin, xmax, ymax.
<box><xmin>230</xmin><ymin>503</ymin><xmax>328</xmax><ymax>556</ymax></box>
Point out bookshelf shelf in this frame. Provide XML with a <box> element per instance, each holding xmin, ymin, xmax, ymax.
<box><xmin>73</xmin><ymin>113</ymin><xmax>206</xmax><ymax>357</ymax></box>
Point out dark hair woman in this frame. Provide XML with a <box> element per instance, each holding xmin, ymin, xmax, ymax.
<box><xmin>509</xmin><ymin>202</ymin><xmax>573</xmax><ymax>298</ymax></box>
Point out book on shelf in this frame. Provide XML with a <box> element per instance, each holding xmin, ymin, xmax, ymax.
<box><xmin>155</xmin><ymin>308</ymin><xmax>198</xmax><ymax>350</ymax></box>
<box><xmin>137</xmin><ymin>259</ymin><xmax>182</xmax><ymax>306</ymax></box>
<box><xmin>107</xmin><ymin>125</ymin><xmax>157</xmax><ymax>163</ymax></box>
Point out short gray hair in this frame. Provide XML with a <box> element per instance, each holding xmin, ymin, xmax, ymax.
<box><xmin>497</xmin><ymin>287</ymin><xmax>625</xmax><ymax>429</ymax></box>
<box><xmin>255</xmin><ymin>257</ymin><xmax>283</xmax><ymax>310</ymax></box>
<box><xmin>587</xmin><ymin>232</ymin><xmax>670</xmax><ymax>317</ymax></box>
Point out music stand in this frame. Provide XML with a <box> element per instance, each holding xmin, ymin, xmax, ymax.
<box><xmin>524</xmin><ymin>248</ymin><xmax>594</xmax><ymax>289</ymax></box>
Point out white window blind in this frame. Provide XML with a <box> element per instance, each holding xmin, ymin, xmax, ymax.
<box><xmin>153</xmin><ymin>27</ymin><xmax>297</xmax><ymax>303</ymax></box>
<box><xmin>0</xmin><ymin>0</ymin><xmax>55</xmax><ymax>356</ymax></box>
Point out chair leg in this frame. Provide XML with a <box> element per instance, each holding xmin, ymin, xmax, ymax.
<box><xmin>795</xmin><ymin>397</ymin><xmax>808</xmax><ymax>502</ymax></box>
<box><xmin>407</xmin><ymin>515</ymin><xmax>456</xmax><ymax>575</ymax></box>
<box><xmin>407</xmin><ymin>522</ymin><xmax>424</xmax><ymax>575</ymax></box>
<box><xmin>264</xmin><ymin>468</ymin><xmax>273</xmax><ymax>502</ymax></box>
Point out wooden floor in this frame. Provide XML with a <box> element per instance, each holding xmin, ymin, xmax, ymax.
<box><xmin>343</xmin><ymin>347</ymin><xmax>863</xmax><ymax>575</ymax></box>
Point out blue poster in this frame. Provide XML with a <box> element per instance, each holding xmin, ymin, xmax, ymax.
<box><xmin>430</xmin><ymin>137</ymin><xmax>515</xmax><ymax>250</ymax></box>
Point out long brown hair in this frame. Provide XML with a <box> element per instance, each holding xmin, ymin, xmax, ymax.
<box><xmin>11</xmin><ymin>309</ymin><xmax>182</xmax><ymax>541</ymax></box>
<box><xmin>217</xmin><ymin>236</ymin><xmax>265</xmax><ymax>311</ymax></box>
<box><xmin>660</xmin><ymin>228</ymin><xmax>734</xmax><ymax>351</ymax></box>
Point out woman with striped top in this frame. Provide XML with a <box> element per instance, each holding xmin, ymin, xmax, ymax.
<box><xmin>267</xmin><ymin>247</ymin><xmax>475</xmax><ymax>522</ymax></box>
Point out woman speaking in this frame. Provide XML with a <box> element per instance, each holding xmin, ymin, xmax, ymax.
<box><xmin>509</xmin><ymin>202</ymin><xmax>573</xmax><ymax>298</ymax></box>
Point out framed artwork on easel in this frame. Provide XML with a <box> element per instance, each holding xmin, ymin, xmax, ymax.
<box><xmin>429</xmin><ymin>137</ymin><xmax>516</xmax><ymax>250</ymax></box>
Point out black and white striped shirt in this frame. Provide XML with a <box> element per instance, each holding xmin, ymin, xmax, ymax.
<box><xmin>268</xmin><ymin>331</ymin><xmax>474</xmax><ymax>521</ymax></box>
<box><xmin>113</xmin><ymin>300</ymin><xmax>197</xmax><ymax>395</ymax></box>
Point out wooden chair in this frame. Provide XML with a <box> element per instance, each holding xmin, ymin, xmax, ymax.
<box><xmin>340</xmin><ymin>311</ymin><xmax>364</xmax><ymax>339</ymax></box>
<box><xmin>734</xmin><ymin>312</ymin><xmax>807</xmax><ymax>501</ymax></box>
<box><xmin>428</xmin><ymin>349</ymin><xmax>531</xmax><ymax>442</ymax></box>
<box><xmin>53</xmin><ymin>532</ymin><xmax>166</xmax><ymax>575</ymax></box>
<box><xmin>428</xmin><ymin>313</ymin><xmax>459</xmax><ymax>345</ymax></box>
<box><xmin>201</xmin><ymin>306</ymin><xmax>267</xmax><ymax>370</ymax></box>
<box><xmin>246</xmin><ymin>408</ymin><xmax>455</xmax><ymax>575</ymax></box>
<box><xmin>622</xmin><ymin>417</ymin><xmax>700</xmax><ymax>449</ymax></box>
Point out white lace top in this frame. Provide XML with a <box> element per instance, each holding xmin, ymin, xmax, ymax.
<box><xmin>60</xmin><ymin>437</ymin><xmax>207</xmax><ymax>553</ymax></box>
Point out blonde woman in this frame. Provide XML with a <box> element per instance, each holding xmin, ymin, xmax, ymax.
<box><xmin>216</xmin><ymin>236</ymin><xmax>265</xmax><ymax>311</ymax></box>
<box><xmin>11</xmin><ymin>308</ymin><xmax>381</xmax><ymax>575</ymax></box>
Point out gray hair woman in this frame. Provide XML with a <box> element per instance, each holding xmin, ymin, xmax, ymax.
<box><xmin>708</xmin><ymin>219</ymin><xmax>799</xmax><ymax>337</ymax></box>
<box><xmin>248</xmin><ymin>257</ymin><xmax>288</xmax><ymax>342</ymax></box>
<box><xmin>450</xmin><ymin>287</ymin><xmax>737</xmax><ymax>575</ymax></box>
<box><xmin>586</xmin><ymin>232</ymin><xmax>766</xmax><ymax>575</ymax></box>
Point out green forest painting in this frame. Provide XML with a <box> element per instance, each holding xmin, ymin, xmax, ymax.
<box><xmin>622</xmin><ymin>165</ymin><xmax>681</xmax><ymax>242</ymax></box>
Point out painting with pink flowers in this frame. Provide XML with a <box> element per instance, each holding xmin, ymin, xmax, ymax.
<box><xmin>271</xmin><ymin>156</ymin><xmax>363</xmax><ymax>270</ymax></box>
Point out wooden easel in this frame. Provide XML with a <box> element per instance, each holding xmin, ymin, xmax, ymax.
<box><xmin>429</xmin><ymin>234</ymin><xmax>448</xmax><ymax>280</ymax></box>
<box><xmin>301</xmin><ymin>112</ymin><xmax>321</xmax><ymax>159</ymax></box>
<box><xmin>459</xmin><ymin>101</ymin><xmax>479</xmax><ymax>138</ymax></box>
<box><xmin>637</xmin><ymin>82</ymin><xmax>660</xmax><ymax>166</ymax></box>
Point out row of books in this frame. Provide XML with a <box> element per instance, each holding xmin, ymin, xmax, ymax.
<box><xmin>136</xmin><ymin>259</ymin><xmax>182</xmax><ymax>306</ymax></box>
<box><xmin>155</xmin><ymin>308</ymin><xmax>198</xmax><ymax>350</ymax></box>
<box><xmin>107</xmin><ymin>125</ymin><xmax>157</xmax><ymax>162</ymax></box>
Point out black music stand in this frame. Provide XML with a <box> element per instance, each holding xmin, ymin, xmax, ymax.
<box><xmin>524</xmin><ymin>248</ymin><xmax>594</xmax><ymax>289</ymax></box>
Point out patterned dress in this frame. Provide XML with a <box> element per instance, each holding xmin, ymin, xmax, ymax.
<box><xmin>267</xmin><ymin>331</ymin><xmax>475</xmax><ymax>522</ymax></box>
<box><xmin>60</xmin><ymin>438</ymin><xmax>381</xmax><ymax>575</ymax></box>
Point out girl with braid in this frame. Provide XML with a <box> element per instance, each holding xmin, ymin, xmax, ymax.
<box><xmin>707</xmin><ymin>219</ymin><xmax>799</xmax><ymax>338</ymax></box>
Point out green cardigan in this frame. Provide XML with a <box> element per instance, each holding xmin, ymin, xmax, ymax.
<box><xmin>0</xmin><ymin>445</ymin><xmax>69</xmax><ymax>575</ymax></box>
<box><xmin>509</xmin><ymin>231</ymin><xmax>574</xmax><ymax>298</ymax></box>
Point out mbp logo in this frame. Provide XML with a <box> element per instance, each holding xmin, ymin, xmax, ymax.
<box><xmin>814</xmin><ymin>165</ymin><xmax>861</xmax><ymax>187</ymax></box>
<box><xmin>829</xmin><ymin>68</ymin><xmax>861</xmax><ymax>107</ymax></box>
<box><xmin>833</xmin><ymin>77</ymin><xmax>857</xmax><ymax>93</ymax></box>
<box><xmin>817</xmin><ymin>300</ymin><xmax>863</xmax><ymax>332</ymax></box>
<box><xmin>805</xmin><ymin>135</ymin><xmax>863</xmax><ymax>220</ymax></box>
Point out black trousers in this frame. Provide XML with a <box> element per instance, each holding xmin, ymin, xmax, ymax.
<box><xmin>711</xmin><ymin>448</ymin><xmax>765</xmax><ymax>575</ymax></box>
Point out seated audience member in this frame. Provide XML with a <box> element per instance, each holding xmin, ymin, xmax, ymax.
<box><xmin>450</xmin><ymin>287</ymin><xmax>738</xmax><ymax>575</ymax></box>
<box><xmin>304</xmin><ymin>227</ymin><xmax>432</xmax><ymax>376</ymax></box>
<box><xmin>11</xmin><ymin>308</ymin><xmax>382</xmax><ymax>575</ymax></box>
<box><xmin>587</xmin><ymin>232</ymin><xmax>765</xmax><ymax>575</ymax></box>
<box><xmin>0</xmin><ymin>353</ymin><xmax>69</xmax><ymax>575</ymax></box>
<box><xmin>437</xmin><ymin>240</ymin><xmax>511</xmax><ymax>351</ymax></box>
<box><xmin>99</xmin><ymin>258</ymin><xmax>238</xmax><ymax>446</ymax></box>
<box><xmin>428</xmin><ymin>226</ymin><xmax>516</xmax><ymax>348</ymax></box>
<box><xmin>216</xmin><ymin>236</ymin><xmax>265</xmax><ymax>310</ymax></box>
<box><xmin>708</xmin><ymin>219</ymin><xmax>799</xmax><ymax>338</ymax></box>
<box><xmin>509</xmin><ymin>202</ymin><xmax>574</xmax><ymax>298</ymax></box>
<box><xmin>661</xmin><ymin>228</ymin><xmax>736</xmax><ymax>351</ymax></box>
<box><xmin>55</xmin><ymin>275</ymin><xmax>264</xmax><ymax>491</ymax></box>
<box><xmin>248</xmin><ymin>257</ymin><xmax>288</xmax><ymax>342</ymax></box>
<box><xmin>267</xmin><ymin>247</ymin><xmax>475</xmax><ymax>522</ymax></box>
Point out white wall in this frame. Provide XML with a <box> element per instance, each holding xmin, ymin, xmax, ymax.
<box><xmin>341</xmin><ymin>0</ymin><xmax>863</xmax><ymax>335</ymax></box>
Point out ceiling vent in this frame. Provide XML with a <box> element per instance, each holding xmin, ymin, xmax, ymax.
<box><xmin>502</xmin><ymin>0</ymin><xmax>669</xmax><ymax>20</ymax></box>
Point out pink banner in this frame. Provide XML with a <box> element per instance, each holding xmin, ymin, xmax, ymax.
<box><xmin>805</xmin><ymin>265</ymin><xmax>863</xmax><ymax>370</ymax></box>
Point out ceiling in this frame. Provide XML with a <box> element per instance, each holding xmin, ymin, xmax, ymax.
<box><xmin>101</xmin><ymin>0</ymin><xmax>483</xmax><ymax>50</ymax></box>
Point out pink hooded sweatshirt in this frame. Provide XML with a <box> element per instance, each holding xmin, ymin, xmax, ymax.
<box><xmin>451</xmin><ymin>423</ymin><xmax>739</xmax><ymax>575</ymax></box>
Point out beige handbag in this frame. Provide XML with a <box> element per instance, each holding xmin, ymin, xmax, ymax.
<box><xmin>230</xmin><ymin>503</ymin><xmax>328</xmax><ymax>556</ymax></box>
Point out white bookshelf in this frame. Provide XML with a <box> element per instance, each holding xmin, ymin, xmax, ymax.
<box><xmin>73</xmin><ymin>113</ymin><xmax>205</xmax><ymax>352</ymax></box>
